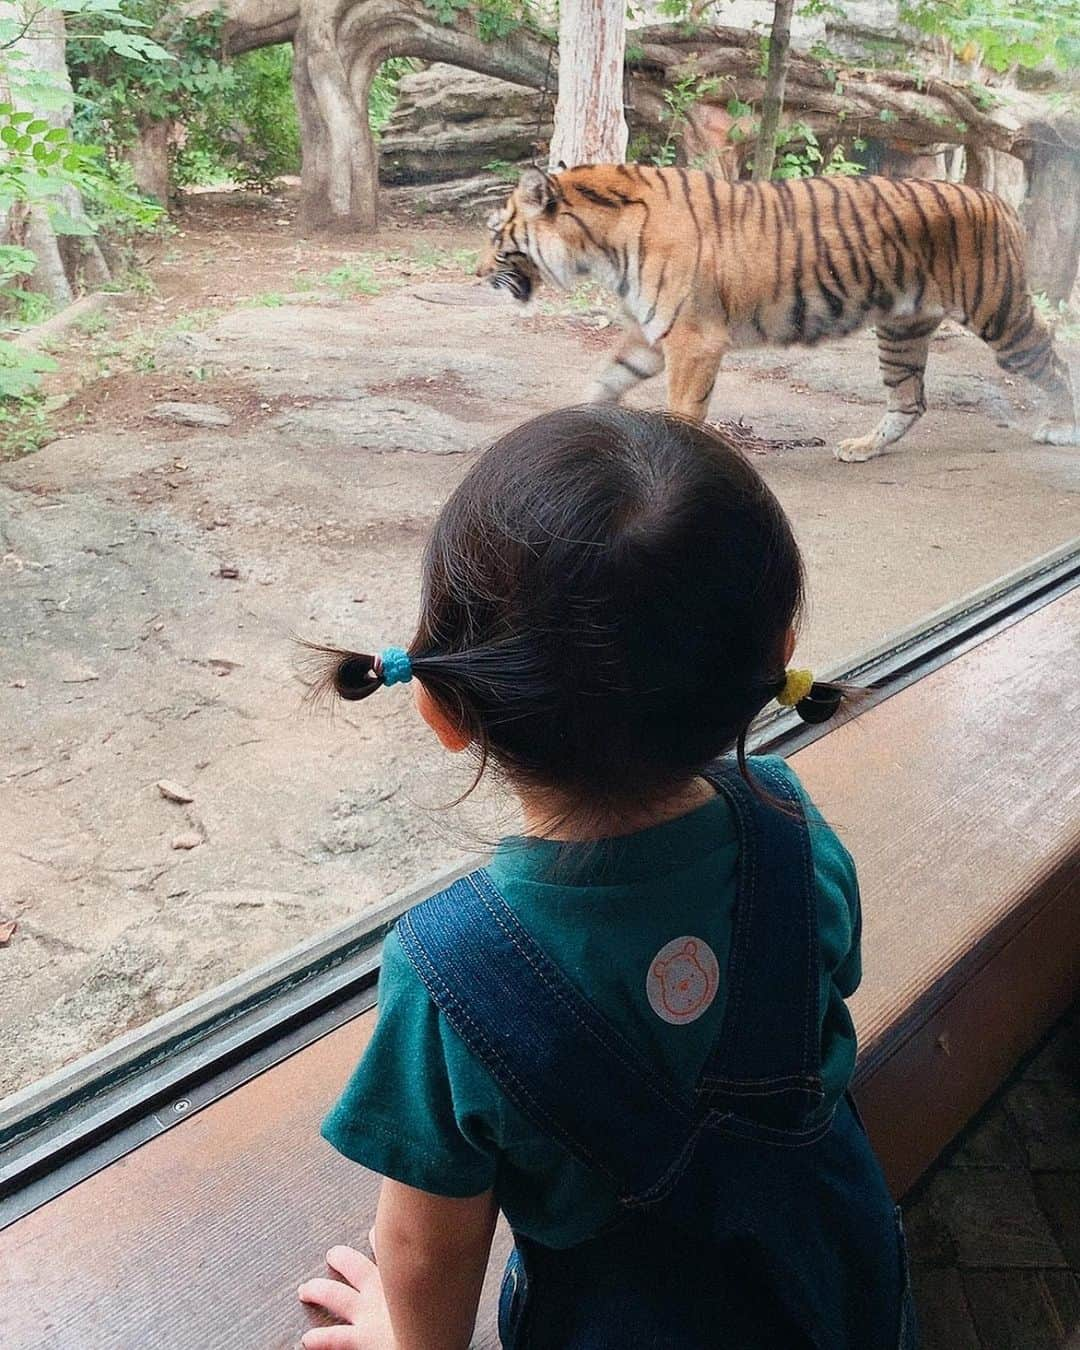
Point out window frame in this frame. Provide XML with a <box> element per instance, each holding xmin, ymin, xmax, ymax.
<box><xmin>2</xmin><ymin>538</ymin><xmax>1078</xmax><ymax>1230</ymax></box>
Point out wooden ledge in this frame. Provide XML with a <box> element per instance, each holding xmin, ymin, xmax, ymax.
<box><xmin>0</xmin><ymin>588</ymin><xmax>1077</xmax><ymax>1349</ymax></box>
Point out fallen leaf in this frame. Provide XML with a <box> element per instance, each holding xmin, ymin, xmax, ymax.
<box><xmin>157</xmin><ymin>779</ymin><xmax>195</xmax><ymax>804</ymax></box>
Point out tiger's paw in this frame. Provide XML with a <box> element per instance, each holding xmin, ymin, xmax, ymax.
<box><xmin>834</xmin><ymin>435</ymin><xmax>880</xmax><ymax>463</ymax></box>
<box><xmin>1033</xmin><ymin>420</ymin><xmax>1080</xmax><ymax>447</ymax></box>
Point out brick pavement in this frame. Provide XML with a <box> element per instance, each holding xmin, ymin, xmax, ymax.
<box><xmin>903</xmin><ymin>1004</ymin><xmax>1080</xmax><ymax>1349</ymax></box>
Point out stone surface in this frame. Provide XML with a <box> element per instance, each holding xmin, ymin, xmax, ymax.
<box><xmin>151</xmin><ymin>401</ymin><xmax>234</xmax><ymax>428</ymax></box>
<box><xmin>906</xmin><ymin>1014</ymin><xmax>1080</xmax><ymax>1348</ymax></box>
<box><xmin>1005</xmin><ymin>1081</ymin><xmax>1080</xmax><ymax>1171</ymax></box>
<box><xmin>963</xmin><ymin>1271</ymin><xmax>1080</xmax><ymax>1350</ymax></box>
<box><xmin>928</xmin><ymin>1170</ymin><xmax>1067</xmax><ymax>1270</ymax></box>
<box><xmin>379</xmin><ymin>65</ymin><xmax>551</xmax><ymax>186</ymax></box>
<box><xmin>1032</xmin><ymin>1173</ymin><xmax>1080</xmax><ymax>1270</ymax></box>
<box><xmin>909</xmin><ymin>1267</ymin><xmax>981</xmax><ymax>1350</ymax></box>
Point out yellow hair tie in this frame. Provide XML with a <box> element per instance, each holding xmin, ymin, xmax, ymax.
<box><xmin>777</xmin><ymin>668</ymin><xmax>814</xmax><ymax>707</ymax></box>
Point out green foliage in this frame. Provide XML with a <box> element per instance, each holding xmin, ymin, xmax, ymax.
<box><xmin>0</xmin><ymin>391</ymin><xmax>53</xmax><ymax>458</ymax></box>
<box><xmin>769</xmin><ymin>125</ymin><xmax>864</xmax><ymax>179</ymax></box>
<box><xmin>483</xmin><ymin>158</ymin><xmax>520</xmax><ymax>183</ymax></box>
<box><xmin>68</xmin><ymin>3</ymin><xmax>227</xmax><ymax>151</ymax></box>
<box><xmin>823</xmin><ymin>143</ymin><xmax>864</xmax><ymax>176</ymax></box>
<box><xmin>0</xmin><ymin>2</ymin><xmax>166</xmax><ymax>404</ymax></box>
<box><xmin>422</xmin><ymin>0</ymin><xmax>533</xmax><ymax>38</ymax></box>
<box><xmin>370</xmin><ymin>58</ymin><xmax>418</xmax><ymax>137</ymax></box>
<box><xmin>653</xmin><ymin>72</ymin><xmax>721</xmax><ymax>167</ymax></box>
<box><xmin>964</xmin><ymin>83</ymin><xmax>1002</xmax><ymax>111</ymax></box>
<box><xmin>1032</xmin><ymin>293</ymin><xmax>1080</xmax><ymax>342</ymax></box>
<box><xmin>0</xmin><ymin>95</ymin><xmax>159</xmax><ymax>243</ymax></box>
<box><xmin>175</xmin><ymin>45</ymin><xmax>301</xmax><ymax>190</ymax></box>
<box><xmin>900</xmin><ymin>0</ymin><xmax>1079</xmax><ymax>72</ymax></box>
<box><xmin>319</xmin><ymin>263</ymin><xmax>381</xmax><ymax>298</ymax></box>
<box><xmin>798</xmin><ymin>0</ymin><xmax>848</xmax><ymax>16</ymax></box>
<box><xmin>0</xmin><ymin>343</ymin><xmax>57</xmax><ymax>400</ymax></box>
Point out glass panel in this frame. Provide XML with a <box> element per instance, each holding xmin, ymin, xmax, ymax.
<box><xmin>2</xmin><ymin>29</ymin><xmax>1077</xmax><ymax>1115</ymax></box>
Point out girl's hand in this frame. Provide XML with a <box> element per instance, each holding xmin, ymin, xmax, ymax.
<box><xmin>298</xmin><ymin>1243</ymin><xmax>395</xmax><ymax>1349</ymax></box>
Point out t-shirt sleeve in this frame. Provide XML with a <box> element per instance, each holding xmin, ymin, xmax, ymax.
<box><xmin>758</xmin><ymin>755</ymin><xmax>863</xmax><ymax>996</ymax></box>
<box><xmin>321</xmin><ymin>928</ymin><xmax>500</xmax><ymax>1197</ymax></box>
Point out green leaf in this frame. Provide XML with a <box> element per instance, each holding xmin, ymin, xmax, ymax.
<box><xmin>45</xmin><ymin>206</ymin><xmax>96</xmax><ymax>237</ymax></box>
<box><xmin>25</xmin><ymin>120</ymin><xmax>50</xmax><ymax>136</ymax></box>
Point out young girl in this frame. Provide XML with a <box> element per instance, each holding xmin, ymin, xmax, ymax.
<box><xmin>298</xmin><ymin>407</ymin><xmax>916</xmax><ymax>1350</ymax></box>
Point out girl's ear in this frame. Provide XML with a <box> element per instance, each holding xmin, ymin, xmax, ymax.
<box><xmin>783</xmin><ymin>626</ymin><xmax>796</xmax><ymax>666</ymax></box>
<box><xmin>414</xmin><ymin>683</ymin><xmax>471</xmax><ymax>753</ymax></box>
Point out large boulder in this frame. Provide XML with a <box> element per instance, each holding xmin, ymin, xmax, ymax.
<box><xmin>379</xmin><ymin>64</ymin><xmax>552</xmax><ymax>185</ymax></box>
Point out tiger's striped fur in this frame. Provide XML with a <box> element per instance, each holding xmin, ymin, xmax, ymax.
<box><xmin>478</xmin><ymin>165</ymin><xmax>1077</xmax><ymax>460</ymax></box>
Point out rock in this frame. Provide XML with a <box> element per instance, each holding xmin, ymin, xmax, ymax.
<box><xmin>151</xmin><ymin>401</ymin><xmax>233</xmax><ymax>429</ymax></box>
<box><xmin>0</xmin><ymin>920</ymin><xmax>16</xmax><ymax>946</ymax></box>
<box><xmin>157</xmin><ymin>779</ymin><xmax>195</xmax><ymax>804</ymax></box>
<box><xmin>270</xmin><ymin>398</ymin><xmax>473</xmax><ymax>455</ymax></box>
<box><xmin>379</xmin><ymin>65</ymin><xmax>550</xmax><ymax>186</ymax></box>
<box><xmin>387</xmin><ymin>176</ymin><xmax>514</xmax><ymax>216</ymax></box>
<box><xmin>171</xmin><ymin>831</ymin><xmax>203</xmax><ymax>850</ymax></box>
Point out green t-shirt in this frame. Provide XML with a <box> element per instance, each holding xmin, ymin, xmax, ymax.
<box><xmin>322</xmin><ymin>757</ymin><xmax>861</xmax><ymax>1249</ymax></box>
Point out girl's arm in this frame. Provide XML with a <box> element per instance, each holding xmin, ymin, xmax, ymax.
<box><xmin>299</xmin><ymin>1179</ymin><xmax>498</xmax><ymax>1350</ymax></box>
<box><xmin>378</xmin><ymin>1179</ymin><xmax>498</xmax><ymax>1348</ymax></box>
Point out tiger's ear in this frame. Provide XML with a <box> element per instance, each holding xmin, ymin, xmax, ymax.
<box><xmin>518</xmin><ymin>167</ymin><xmax>555</xmax><ymax>218</ymax></box>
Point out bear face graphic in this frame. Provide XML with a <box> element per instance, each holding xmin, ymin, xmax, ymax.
<box><xmin>651</xmin><ymin>940</ymin><xmax>713</xmax><ymax>1020</ymax></box>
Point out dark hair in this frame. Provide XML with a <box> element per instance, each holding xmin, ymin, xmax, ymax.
<box><xmin>313</xmin><ymin>407</ymin><xmax>845</xmax><ymax>811</ymax></box>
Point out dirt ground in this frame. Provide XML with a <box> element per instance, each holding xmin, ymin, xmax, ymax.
<box><xmin>1</xmin><ymin>185</ymin><xmax>1078</xmax><ymax>1098</ymax></box>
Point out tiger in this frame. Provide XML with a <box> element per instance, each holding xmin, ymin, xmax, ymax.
<box><xmin>477</xmin><ymin>164</ymin><xmax>1078</xmax><ymax>461</ymax></box>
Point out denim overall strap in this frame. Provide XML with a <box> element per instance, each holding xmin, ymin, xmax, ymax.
<box><xmin>396</xmin><ymin>869</ymin><xmax>694</xmax><ymax>1198</ymax></box>
<box><xmin>697</xmin><ymin>758</ymin><xmax>825</xmax><ymax>1122</ymax></box>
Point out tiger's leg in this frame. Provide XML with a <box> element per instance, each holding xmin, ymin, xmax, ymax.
<box><xmin>663</xmin><ymin>325</ymin><xmax>729</xmax><ymax>423</ymax></box>
<box><xmin>585</xmin><ymin>322</ymin><xmax>665</xmax><ymax>405</ymax></box>
<box><xmin>835</xmin><ymin>318</ymin><xmax>939</xmax><ymax>463</ymax></box>
<box><xmin>985</xmin><ymin>301</ymin><xmax>1078</xmax><ymax>447</ymax></box>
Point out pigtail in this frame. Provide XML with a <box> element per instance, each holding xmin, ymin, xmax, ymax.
<box><xmin>298</xmin><ymin>642</ymin><xmax>386</xmax><ymax>704</ymax></box>
<box><xmin>791</xmin><ymin>680</ymin><xmax>846</xmax><ymax>725</ymax></box>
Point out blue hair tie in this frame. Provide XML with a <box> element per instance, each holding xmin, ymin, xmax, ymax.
<box><xmin>379</xmin><ymin>646</ymin><xmax>413</xmax><ymax>687</ymax></box>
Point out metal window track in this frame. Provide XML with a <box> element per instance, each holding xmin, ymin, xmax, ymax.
<box><xmin>2</xmin><ymin>540</ymin><xmax>1077</xmax><ymax>1229</ymax></box>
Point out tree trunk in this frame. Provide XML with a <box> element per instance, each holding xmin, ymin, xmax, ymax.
<box><xmin>293</xmin><ymin>3</ymin><xmax>381</xmax><ymax>232</ymax></box>
<box><xmin>1020</xmin><ymin>129</ymin><xmax>1080</xmax><ymax>306</ymax></box>
<box><xmin>0</xmin><ymin>6</ymin><xmax>111</xmax><ymax>305</ymax></box>
<box><xmin>287</xmin><ymin>0</ymin><xmax>553</xmax><ymax>233</ymax></box>
<box><xmin>752</xmin><ymin>0</ymin><xmax>794</xmax><ymax>182</ymax></box>
<box><xmin>549</xmin><ymin>0</ymin><xmax>627</xmax><ymax>169</ymax></box>
<box><xmin>126</xmin><ymin>118</ymin><xmax>173</xmax><ymax>205</ymax></box>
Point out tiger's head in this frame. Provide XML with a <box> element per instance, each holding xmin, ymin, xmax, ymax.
<box><xmin>476</xmin><ymin>167</ymin><xmax>572</xmax><ymax>304</ymax></box>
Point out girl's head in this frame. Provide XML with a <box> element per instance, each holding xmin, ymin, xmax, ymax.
<box><xmin>316</xmin><ymin>407</ymin><xmax>838</xmax><ymax>816</ymax></box>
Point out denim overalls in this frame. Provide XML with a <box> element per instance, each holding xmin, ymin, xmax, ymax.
<box><xmin>398</xmin><ymin>758</ymin><xmax>918</xmax><ymax>1349</ymax></box>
